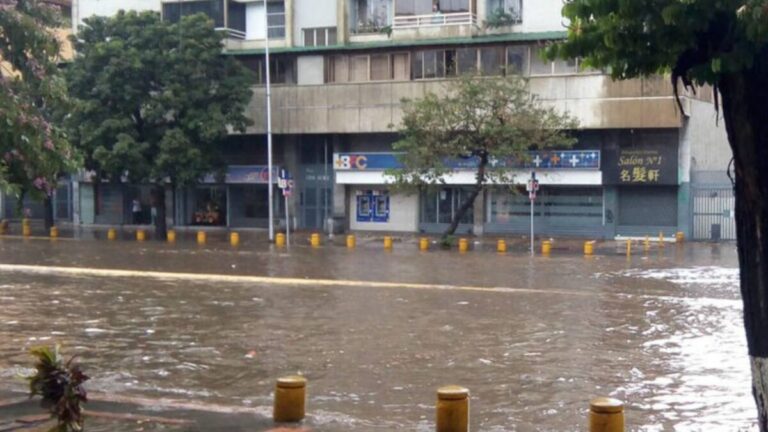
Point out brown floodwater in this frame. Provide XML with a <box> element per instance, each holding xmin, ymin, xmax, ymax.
<box><xmin>0</xmin><ymin>236</ymin><xmax>755</xmax><ymax>431</ymax></box>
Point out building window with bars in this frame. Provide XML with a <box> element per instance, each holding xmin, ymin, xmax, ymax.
<box><xmin>267</xmin><ymin>1</ymin><xmax>286</xmax><ymax>38</ymax></box>
<box><xmin>303</xmin><ymin>27</ymin><xmax>338</xmax><ymax>47</ymax></box>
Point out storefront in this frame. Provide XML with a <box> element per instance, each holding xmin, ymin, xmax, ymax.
<box><xmin>602</xmin><ymin>140</ymin><xmax>680</xmax><ymax>237</ymax></box>
<box><xmin>334</xmin><ymin>150</ymin><xmax>605</xmax><ymax>235</ymax></box>
<box><xmin>176</xmin><ymin>165</ymin><xmax>281</xmax><ymax>228</ymax></box>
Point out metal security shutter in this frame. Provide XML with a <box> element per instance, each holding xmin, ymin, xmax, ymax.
<box><xmin>692</xmin><ymin>186</ymin><xmax>736</xmax><ymax>240</ymax></box>
<box><xmin>617</xmin><ymin>186</ymin><xmax>677</xmax><ymax>236</ymax></box>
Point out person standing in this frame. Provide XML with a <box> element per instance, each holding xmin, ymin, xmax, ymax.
<box><xmin>132</xmin><ymin>198</ymin><xmax>142</xmax><ymax>225</ymax></box>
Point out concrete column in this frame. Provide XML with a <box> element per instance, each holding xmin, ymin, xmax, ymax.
<box><xmin>603</xmin><ymin>186</ymin><xmax>618</xmax><ymax>239</ymax></box>
<box><xmin>284</xmin><ymin>135</ymin><xmax>300</xmax><ymax>230</ymax></box>
<box><xmin>71</xmin><ymin>181</ymin><xmax>80</xmax><ymax>225</ymax></box>
<box><xmin>472</xmin><ymin>189</ymin><xmax>485</xmax><ymax>236</ymax></box>
<box><xmin>285</xmin><ymin>0</ymin><xmax>295</xmax><ymax>47</ymax></box>
<box><xmin>336</xmin><ymin>0</ymin><xmax>348</xmax><ymax>45</ymax></box>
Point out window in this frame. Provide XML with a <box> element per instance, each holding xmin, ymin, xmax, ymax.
<box><xmin>457</xmin><ymin>48</ymin><xmax>478</xmax><ymax>75</ymax></box>
<box><xmin>487</xmin><ymin>0</ymin><xmax>522</xmax><ymax>23</ymax></box>
<box><xmin>438</xmin><ymin>0</ymin><xmax>470</xmax><ymax>13</ymax></box>
<box><xmin>239</xmin><ymin>56</ymin><xmax>296</xmax><ymax>84</ymax></box>
<box><xmin>326</xmin><ymin>53</ymin><xmax>408</xmax><ymax>82</ymax></box>
<box><xmin>162</xmin><ymin>0</ymin><xmax>224</xmax><ymax>27</ymax></box>
<box><xmin>395</xmin><ymin>0</ymin><xmax>432</xmax><ymax>15</ymax></box>
<box><xmin>480</xmin><ymin>46</ymin><xmax>504</xmax><ymax>76</ymax></box>
<box><xmin>420</xmin><ymin>188</ymin><xmax>474</xmax><ymax>224</ymax></box>
<box><xmin>267</xmin><ymin>1</ymin><xmax>286</xmax><ymax>38</ymax></box>
<box><xmin>303</xmin><ymin>27</ymin><xmax>337</xmax><ymax>47</ymax></box>
<box><xmin>412</xmin><ymin>49</ymin><xmax>456</xmax><ymax>79</ymax></box>
<box><xmin>530</xmin><ymin>46</ymin><xmax>553</xmax><ymax>75</ymax></box>
<box><xmin>554</xmin><ymin>57</ymin><xmax>578</xmax><ymax>74</ymax></box>
<box><xmin>353</xmin><ymin>0</ymin><xmax>392</xmax><ymax>33</ymax></box>
<box><xmin>506</xmin><ymin>45</ymin><xmax>528</xmax><ymax>75</ymax></box>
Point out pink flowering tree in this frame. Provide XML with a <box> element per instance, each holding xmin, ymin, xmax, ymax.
<box><xmin>0</xmin><ymin>0</ymin><xmax>79</xmax><ymax>227</ymax></box>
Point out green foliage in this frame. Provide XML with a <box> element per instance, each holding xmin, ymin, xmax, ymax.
<box><xmin>548</xmin><ymin>0</ymin><xmax>768</xmax><ymax>88</ymax></box>
<box><xmin>65</xmin><ymin>10</ymin><xmax>254</xmax><ymax>186</ymax></box>
<box><xmin>28</xmin><ymin>345</ymin><xmax>89</xmax><ymax>432</ymax></box>
<box><xmin>0</xmin><ymin>0</ymin><xmax>79</xmax><ymax>201</ymax></box>
<box><xmin>389</xmin><ymin>74</ymin><xmax>578</xmax><ymax>189</ymax></box>
<box><xmin>484</xmin><ymin>7</ymin><xmax>520</xmax><ymax>29</ymax></box>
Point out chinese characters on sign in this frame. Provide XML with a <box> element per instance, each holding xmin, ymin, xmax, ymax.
<box><xmin>618</xmin><ymin>150</ymin><xmax>665</xmax><ymax>184</ymax></box>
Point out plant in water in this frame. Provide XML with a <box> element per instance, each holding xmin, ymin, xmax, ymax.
<box><xmin>28</xmin><ymin>345</ymin><xmax>89</xmax><ymax>432</ymax></box>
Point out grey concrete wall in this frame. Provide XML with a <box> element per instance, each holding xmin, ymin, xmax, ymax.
<box><xmin>243</xmin><ymin>75</ymin><xmax>683</xmax><ymax>135</ymax></box>
<box><xmin>684</xmin><ymin>99</ymin><xmax>732</xmax><ymax>184</ymax></box>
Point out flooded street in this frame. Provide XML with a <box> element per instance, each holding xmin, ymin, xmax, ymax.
<box><xmin>0</xmin><ymin>236</ymin><xmax>755</xmax><ymax>431</ymax></box>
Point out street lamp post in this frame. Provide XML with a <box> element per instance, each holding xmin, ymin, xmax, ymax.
<box><xmin>264</xmin><ymin>0</ymin><xmax>274</xmax><ymax>241</ymax></box>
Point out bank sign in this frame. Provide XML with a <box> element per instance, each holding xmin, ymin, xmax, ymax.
<box><xmin>603</xmin><ymin>144</ymin><xmax>677</xmax><ymax>185</ymax></box>
<box><xmin>333</xmin><ymin>151</ymin><xmax>600</xmax><ymax>171</ymax></box>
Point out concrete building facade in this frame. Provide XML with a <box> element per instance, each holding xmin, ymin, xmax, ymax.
<box><xmin>1</xmin><ymin>0</ymin><xmax>734</xmax><ymax>239</ymax></box>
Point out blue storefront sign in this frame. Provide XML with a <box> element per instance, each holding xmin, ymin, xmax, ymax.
<box><xmin>202</xmin><ymin>166</ymin><xmax>279</xmax><ymax>184</ymax></box>
<box><xmin>333</xmin><ymin>151</ymin><xmax>600</xmax><ymax>171</ymax></box>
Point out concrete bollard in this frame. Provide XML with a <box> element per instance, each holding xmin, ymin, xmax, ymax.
<box><xmin>136</xmin><ymin>229</ymin><xmax>146</xmax><ymax>241</ymax></box>
<box><xmin>420</xmin><ymin>237</ymin><xmax>430</xmax><ymax>251</ymax></box>
<box><xmin>589</xmin><ymin>397</ymin><xmax>624</xmax><ymax>432</ymax></box>
<box><xmin>50</xmin><ymin>226</ymin><xmax>59</xmax><ymax>238</ymax></box>
<box><xmin>273</xmin><ymin>375</ymin><xmax>307</xmax><ymax>423</ymax></box>
<box><xmin>676</xmin><ymin>231</ymin><xmax>685</xmax><ymax>243</ymax></box>
<box><xmin>230</xmin><ymin>232</ymin><xmax>240</xmax><ymax>247</ymax></box>
<box><xmin>384</xmin><ymin>236</ymin><xmax>393</xmax><ymax>250</ymax></box>
<box><xmin>346</xmin><ymin>234</ymin><xmax>356</xmax><ymax>249</ymax></box>
<box><xmin>584</xmin><ymin>241</ymin><xmax>594</xmax><ymax>256</ymax></box>
<box><xmin>458</xmin><ymin>238</ymin><xmax>469</xmax><ymax>253</ymax></box>
<box><xmin>436</xmin><ymin>385</ymin><xmax>469</xmax><ymax>432</ymax></box>
<box><xmin>276</xmin><ymin>233</ymin><xmax>286</xmax><ymax>247</ymax></box>
<box><xmin>197</xmin><ymin>231</ymin><xmax>206</xmax><ymax>245</ymax></box>
<box><xmin>542</xmin><ymin>240</ymin><xmax>552</xmax><ymax>255</ymax></box>
<box><xmin>497</xmin><ymin>239</ymin><xmax>507</xmax><ymax>254</ymax></box>
<box><xmin>167</xmin><ymin>230</ymin><xmax>176</xmax><ymax>243</ymax></box>
<box><xmin>107</xmin><ymin>228</ymin><xmax>117</xmax><ymax>241</ymax></box>
<box><xmin>310</xmin><ymin>233</ymin><xmax>321</xmax><ymax>247</ymax></box>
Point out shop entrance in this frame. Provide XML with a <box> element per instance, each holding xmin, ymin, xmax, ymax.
<box><xmin>298</xmin><ymin>138</ymin><xmax>332</xmax><ymax>230</ymax></box>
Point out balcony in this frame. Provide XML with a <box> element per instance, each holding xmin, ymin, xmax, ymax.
<box><xmin>392</xmin><ymin>11</ymin><xmax>476</xmax><ymax>29</ymax></box>
<box><xmin>216</xmin><ymin>27</ymin><xmax>246</xmax><ymax>40</ymax></box>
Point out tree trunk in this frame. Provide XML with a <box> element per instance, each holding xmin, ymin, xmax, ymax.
<box><xmin>43</xmin><ymin>195</ymin><xmax>54</xmax><ymax>231</ymax></box>
<box><xmin>719</xmin><ymin>50</ymin><xmax>768</xmax><ymax>431</ymax></box>
<box><xmin>442</xmin><ymin>155</ymin><xmax>487</xmax><ymax>239</ymax></box>
<box><xmin>151</xmin><ymin>184</ymin><xmax>167</xmax><ymax>241</ymax></box>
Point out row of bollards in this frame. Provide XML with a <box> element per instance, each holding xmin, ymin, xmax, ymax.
<box><xmin>271</xmin><ymin>375</ymin><xmax>625</xmax><ymax>432</ymax></box>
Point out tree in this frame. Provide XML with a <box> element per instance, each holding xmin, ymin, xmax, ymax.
<box><xmin>66</xmin><ymin>11</ymin><xmax>253</xmax><ymax>239</ymax></box>
<box><xmin>390</xmin><ymin>74</ymin><xmax>577</xmax><ymax>239</ymax></box>
<box><xmin>0</xmin><ymin>0</ymin><xmax>78</xmax><ymax>226</ymax></box>
<box><xmin>547</xmin><ymin>1</ymin><xmax>768</xmax><ymax>428</ymax></box>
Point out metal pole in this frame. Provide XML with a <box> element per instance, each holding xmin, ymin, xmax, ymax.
<box><xmin>530</xmin><ymin>196</ymin><xmax>534</xmax><ymax>256</ymax></box>
<box><xmin>264</xmin><ymin>0</ymin><xmax>274</xmax><ymax>241</ymax></box>
<box><xmin>285</xmin><ymin>193</ymin><xmax>290</xmax><ymax>246</ymax></box>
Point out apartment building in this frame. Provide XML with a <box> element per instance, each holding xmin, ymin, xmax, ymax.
<box><xmin>7</xmin><ymin>0</ymin><xmax>734</xmax><ymax>239</ymax></box>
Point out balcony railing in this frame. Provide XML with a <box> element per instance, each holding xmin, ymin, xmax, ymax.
<box><xmin>392</xmin><ymin>12</ymin><xmax>476</xmax><ymax>29</ymax></box>
<box><xmin>215</xmin><ymin>27</ymin><xmax>246</xmax><ymax>40</ymax></box>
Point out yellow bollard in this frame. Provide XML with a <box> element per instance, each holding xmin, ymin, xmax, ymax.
<box><xmin>589</xmin><ymin>397</ymin><xmax>624</xmax><ymax>432</ymax></box>
<box><xmin>626</xmin><ymin>239</ymin><xmax>632</xmax><ymax>257</ymax></box>
<box><xmin>458</xmin><ymin>238</ymin><xmax>469</xmax><ymax>253</ymax></box>
<box><xmin>659</xmin><ymin>231</ymin><xmax>665</xmax><ymax>247</ymax></box>
<box><xmin>310</xmin><ymin>233</ymin><xmax>321</xmax><ymax>247</ymax></box>
<box><xmin>276</xmin><ymin>232</ymin><xmax>286</xmax><ymax>247</ymax></box>
<box><xmin>197</xmin><ymin>231</ymin><xmax>206</xmax><ymax>245</ymax></box>
<box><xmin>50</xmin><ymin>226</ymin><xmax>58</xmax><ymax>238</ymax></box>
<box><xmin>230</xmin><ymin>232</ymin><xmax>240</xmax><ymax>247</ymax></box>
<box><xmin>497</xmin><ymin>239</ymin><xmax>507</xmax><ymax>254</ymax></box>
<box><xmin>644</xmin><ymin>236</ymin><xmax>650</xmax><ymax>253</ymax></box>
<box><xmin>436</xmin><ymin>385</ymin><xmax>469</xmax><ymax>432</ymax></box>
<box><xmin>136</xmin><ymin>229</ymin><xmax>146</xmax><ymax>241</ymax></box>
<box><xmin>346</xmin><ymin>234</ymin><xmax>356</xmax><ymax>249</ymax></box>
<box><xmin>167</xmin><ymin>230</ymin><xmax>176</xmax><ymax>243</ymax></box>
<box><xmin>676</xmin><ymin>231</ymin><xmax>685</xmax><ymax>243</ymax></box>
<box><xmin>419</xmin><ymin>237</ymin><xmax>430</xmax><ymax>251</ymax></box>
<box><xmin>273</xmin><ymin>375</ymin><xmax>306</xmax><ymax>423</ymax></box>
<box><xmin>0</xmin><ymin>219</ymin><xmax>7</xmax><ymax>235</ymax></box>
<box><xmin>384</xmin><ymin>236</ymin><xmax>393</xmax><ymax>250</ymax></box>
<box><xmin>542</xmin><ymin>240</ymin><xmax>551</xmax><ymax>255</ymax></box>
<box><xmin>22</xmin><ymin>218</ymin><xmax>30</xmax><ymax>228</ymax></box>
<box><xmin>584</xmin><ymin>241</ymin><xmax>594</xmax><ymax>256</ymax></box>
<box><xmin>107</xmin><ymin>228</ymin><xmax>117</xmax><ymax>241</ymax></box>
